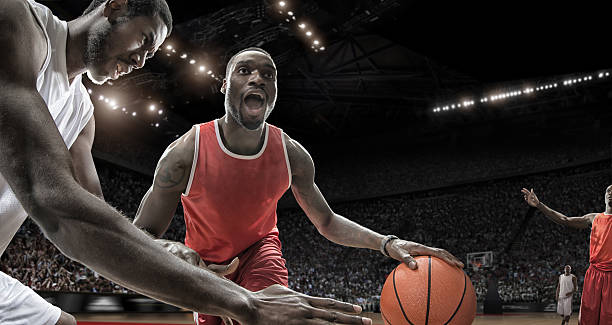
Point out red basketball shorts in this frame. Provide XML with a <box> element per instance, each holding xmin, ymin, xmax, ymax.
<box><xmin>579</xmin><ymin>265</ymin><xmax>612</xmax><ymax>325</ymax></box>
<box><xmin>194</xmin><ymin>233</ymin><xmax>288</xmax><ymax>325</ymax></box>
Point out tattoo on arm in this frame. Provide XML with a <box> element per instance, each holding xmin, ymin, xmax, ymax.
<box><xmin>155</xmin><ymin>162</ymin><xmax>186</xmax><ymax>188</ymax></box>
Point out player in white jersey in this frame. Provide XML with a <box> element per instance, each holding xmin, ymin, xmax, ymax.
<box><xmin>0</xmin><ymin>1</ymin><xmax>371</xmax><ymax>324</ymax></box>
<box><xmin>556</xmin><ymin>265</ymin><xmax>577</xmax><ymax>325</ymax></box>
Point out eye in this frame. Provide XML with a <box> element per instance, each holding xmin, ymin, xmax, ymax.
<box><xmin>142</xmin><ymin>34</ymin><xmax>148</xmax><ymax>45</ymax></box>
<box><xmin>237</xmin><ymin>67</ymin><xmax>250</xmax><ymax>74</ymax></box>
<box><xmin>264</xmin><ymin>72</ymin><xmax>274</xmax><ymax>79</ymax></box>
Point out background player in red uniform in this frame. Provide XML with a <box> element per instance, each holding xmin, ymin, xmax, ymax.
<box><xmin>522</xmin><ymin>187</ymin><xmax>612</xmax><ymax>325</ymax></box>
<box><xmin>134</xmin><ymin>47</ymin><xmax>464</xmax><ymax>325</ymax></box>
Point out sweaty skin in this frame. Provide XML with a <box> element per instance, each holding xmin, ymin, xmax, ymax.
<box><xmin>0</xmin><ymin>1</ymin><xmax>368</xmax><ymax>324</ymax></box>
<box><xmin>134</xmin><ymin>50</ymin><xmax>464</xmax><ymax>321</ymax></box>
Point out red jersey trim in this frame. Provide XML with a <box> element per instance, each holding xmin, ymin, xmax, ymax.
<box><xmin>183</xmin><ymin>124</ymin><xmax>200</xmax><ymax>196</ymax></box>
<box><xmin>281</xmin><ymin>133</ymin><xmax>292</xmax><ymax>190</ymax></box>
<box><xmin>214</xmin><ymin>119</ymin><xmax>269</xmax><ymax>160</ymax></box>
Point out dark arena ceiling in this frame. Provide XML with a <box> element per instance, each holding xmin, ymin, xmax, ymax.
<box><xmin>42</xmin><ymin>0</ymin><xmax>612</xmax><ymax>144</ymax></box>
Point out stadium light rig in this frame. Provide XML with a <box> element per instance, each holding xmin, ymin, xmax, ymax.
<box><xmin>275</xmin><ymin>1</ymin><xmax>326</xmax><ymax>52</ymax></box>
<box><xmin>432</xmin><ymin>69</ymin><xmax>611</xmax><ymax>114</ymax></box>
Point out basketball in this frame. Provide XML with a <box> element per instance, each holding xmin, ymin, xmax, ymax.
<box><xmin>380</xmin><ymin>256</ymin><xmax>476</xmax><ymax>325</ymax></box>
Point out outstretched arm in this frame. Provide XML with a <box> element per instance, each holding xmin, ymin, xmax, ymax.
<box><xmin>0</xmin><ymin>3</ymin><xmax>370</xmax><ymax>324</ymax></box>
<box><xmin>69</xmin><ymin>116</ymin><xmax>103</xmax><ymax>199</ymax></box>
<box><xmin>521</xmin><ymin>188</ymin><xmax>595</xmax><ymax>229</ymax></box>
<box><xmin>286</xmin><ymin>134</ymin><xmax>463</xmax><ymax>269</ymax></box>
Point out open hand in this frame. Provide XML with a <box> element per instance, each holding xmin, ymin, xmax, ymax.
<box><xmin>521</xmin><ymin>188</ymin><xmax>540</xmax><ymax>207</ymax></box>
<box><xmin>243</xmin><ymin>284</ymin><xmax>371</xmax><ymax>325</ymax></box>
<box><xmin>385</xmin><ymin>239</ymin><xmax>464</xmax><ymax>269</ymax></box>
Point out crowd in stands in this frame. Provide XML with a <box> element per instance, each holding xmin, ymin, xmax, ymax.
<box><xmin>1</xmin><ymin>150</ymin><xmax>610</xmax><ymax>311</ymax></box>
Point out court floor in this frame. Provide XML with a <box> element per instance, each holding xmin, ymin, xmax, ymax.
<box><xmin>75</xmin><ymin>312</ymin><xmax>579</xmax><ymax>324</ymax></box>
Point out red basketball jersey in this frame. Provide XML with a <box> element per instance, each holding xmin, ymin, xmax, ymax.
<box><xmin>589</xmin><ymin>213</ymin><xmax>612</xmax><ymax>271</ymax></box>
<box><xmin>181</xmin><ymin>120</ymin><xmax>291</xmax><ymax>263</ymax></box>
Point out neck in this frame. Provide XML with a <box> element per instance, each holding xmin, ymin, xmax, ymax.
<box><xmin>66</xmin><ymin>14</ymin><xmax>93</xmax><ymax>82</ymax></box>
<box><xmin>606</xmin><ymin>208</ymin><xmax>612</xmax><ymax>215</ymax></box>
<box><xmin>218</xmin><ymin>115</ymin><xmax>266</xmax><ymax>155</ymax></box>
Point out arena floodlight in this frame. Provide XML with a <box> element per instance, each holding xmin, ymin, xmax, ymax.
<box><xmin>599</xmin><ymin>72</ymin><xmax>604</xmax><ymax>78</ymax></box>
<box><xmin>299</xmin><ymin>23</ymin><xmax>306</xmax><ymax>29</ymax></box>
<box><xmin>199</xmin><ymin>66</ymin><xmax>205</xmax><ymax>72</ymax></box>
<box><xmin>109</xmin><ymin>100</ymin><xmax>116</xmax><ymax>106</ymax></box>
<box><xmin>207</xmin><ymin>70</ymin><xmax>212</xmax><ymax>75</ymax></box>
<box><xmin>320</xmin><ymin>46</ymin><xmax>326</xmax><ymax>51</ymax></box>
<box><xmin>288</xmin><ymin>11</ymin><xmax>293</xmax><ymax>16</ymax></box>
<box><xmin>132</xmin><ymin>112</ymin><xmax>137</xmax><ymax>116</ymax></box>
<box><xmin>314</xmin><ymin>40</ymin><xmax>320</xmax><ymax>45</ymax></box>
<box><xmin>121</xmin><ymin>107</ymin><xmax>126</xmax><ymax>112</ymax></box>
<box><xmin>189</xmin><ymin>59</ymin><xmax>196</xmax><ymax>64</ymax></box>
<box><xmin>149</xmin><ymin>105</ymin><xmax>155</xmax><ymax>111</ymax></box>
<box><xmin>180</xmin><ymin>53</ymin><xmax>187</xmax><ymax>59</ymax></box>
<box><xmin>155</xmin><ymin>123</ymin><xmax>159</xmax><ymax>127</ymax></box>
<box><xmin>279</xmin><ymin>1</ymin><xmax>286</xmax><ymax>7</ymax></box>
<box><xmin>306</xmin><ymin>31</ymin><xmax>312</xmax><ymax>37</ymax></box>
<box><xmin>98</xmin><ymin>95</ymin><xmax>104</xmax><ymax>100</ymax></box>
<box><xmin>166</xmin><ymin>45</ymin><xmax>172</xmax><ymax>50</ymax></box>
<box><xmin>158</xmin><ymin>109</ymin><xmax>163</xmax><ymax>115</ymax></box>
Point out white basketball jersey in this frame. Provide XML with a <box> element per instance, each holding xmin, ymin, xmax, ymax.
<box><xmin>558</xmin><ymin>274</ymin><xmax>574</xmax><ymax>298</ymax></box>
<box><xmin>0</xmin><ymin>0</ymin><xmax>94</xmax><ymax>256</ymax></box>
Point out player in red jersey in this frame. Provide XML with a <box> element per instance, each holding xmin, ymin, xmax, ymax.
<box><xmin>134</xmin><ymin>47</ymin><xmax>463</xmax><ymax>325</ymax></box>
<box><xmin>522</xmin><ymin>186</ymin><xmax>612</xmax><ymax>325</ymax></box>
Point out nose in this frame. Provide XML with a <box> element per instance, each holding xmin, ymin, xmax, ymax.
<box><xmin>129</xmin><ymin>50</ymin><xmax>148</xmax><ymax>69</ymax></box>
<box><xmin>247</xmin><ymin>70</ymin><xmax>265</xmax><ymax>87</ymax></box>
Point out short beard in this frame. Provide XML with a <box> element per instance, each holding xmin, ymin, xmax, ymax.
<box><xmin>224</xmin><ymin>88</ymin><xmax>263</xmax><ymax>131</ymax></box>
<box><xmin>83</xmin><ymin>18</ymin><xmax>127</xmax><ymax>84</ymax></box>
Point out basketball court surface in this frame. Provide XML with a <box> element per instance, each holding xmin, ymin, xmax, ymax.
<box><xmin>74</xmin><ymin>312</ymin><xmax>579</xmax><ymax>324</ymax></box>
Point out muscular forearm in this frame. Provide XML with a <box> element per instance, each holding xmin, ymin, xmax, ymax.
<box><xmin>536</xmin><ymin>202</ymin><xmax>570</xmax><ymax>226</ymax></box>
<box><xmin>39</xmin><ymin>185</ymin><xmax>254</xmax><ymax>320</ymax></box>
<box><xmin>318</xmin><ymin>213</ymin><xmax>384</xmax><ymax>250</ymax></box>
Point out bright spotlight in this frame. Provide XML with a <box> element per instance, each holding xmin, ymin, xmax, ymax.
<box><xmin>155</xmin><ymin>123</ymin><xmax>160</xmax><ymax>127</ymax></box>
<box><xmin>121</xmin><ymin>107</ymin><xmax>126</xmax><ymax>112</ymax></box>
<box><xmin>158</xmin><ymin>109</ymin><xmax>163</xmax><ymax>115</ymax></box>
<box><xmin>299</xmin><ymin>23</ymin><xmax>306</xmax><ymax>29</ymax></box>
<box><xmin>207</xmin><ymin>70</ymin><xmax>212</xmax><ymax>75</ymax></box>
<box><xmin>288</xmin><ymin>11</ymin><xmax>293</xmax><ymax>16</ymax></box>
<box><xmin>112</xmin><ymin>106</ymin><xmax>118</xmax><ymax>110</ymax></box>
<box><xmin>189</xmin><ymin>59</ymin><xmax>196</xmax><ymax>64</ymax></box>
<box><xmin>199</xmin><ymin>66</ymin><xmax>205</xmax><ymax>72</ymax></box>
<box><xmin>320</xmin><ymin>46</ymin><xmax>325</xmax><ymax>51</ymax></box>
<box><xmin>279</xmin><ymin>1</ymin><xmax>286</xmax><ymax>7</ymax></box>
<box><xmin>149</xmin><ymin>105</ymin><xmax>155</xmax><ymax>111</ymax></box>
<box><xmin>104</xmin><ymin>98</ymin><xmax>109</xmax><ymax>103</ymax></box>
<box><xmin>313</xmin><ymin>40</ymin><xmax>320</xmax><ymax>45</ymax></box>
<box><xmin>166</xmin><ymin>45</ymin><xmax>172</xmax><ymax>50</ymax></box>
<box><xmin>180</xmin><ymin>53</ymin><xmax>187</xmax><ymax>59</ymax></box>
<box><xmin>98</xmin><ymin>95</ymin><xmax>104</xmax><ymax>100</ymax></box>
<box><xmin>132</xmin><ymin>112</ymin><xmax>137</xmax><ymax>116</ymax></box>
<box><xmin>109</xmin><ymin>100</ymin><xmax>116</xmax><ymax>106</ymax></box>
<box><xmin>306</xmin><ymin>31</ymin><xmax>312</xmax><ymax>37</ymax></box>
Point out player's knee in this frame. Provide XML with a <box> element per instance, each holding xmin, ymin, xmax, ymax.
<box><xmin>55</xmin><ymin>311</ymin><xmax>77</xmax><ymax>325</ymax></box>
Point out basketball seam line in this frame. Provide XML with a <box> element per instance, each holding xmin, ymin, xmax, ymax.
<box><xmin>392</xmin><ymin>267</ymin><xmax>414</xmax><ymax>325</ymax></box>
<box><xmin>382</xmin><ymin>310</ymin><xmax>393</xmax><ymax>325</ymax></box>
<box><xmin>425</xmin><ymin>256</ymin><xmax>431</xmax><ymax>325</ymax></box>
<box><xmin>444</xmin><ymin>271</ymin><xmax>468</xmax><ymax>324</ymax></box>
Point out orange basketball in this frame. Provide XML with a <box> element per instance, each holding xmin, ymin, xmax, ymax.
<box><xmin>380</xmin><ymin>256</ymin><xmax>476</xmax><ymax>325</ymax></box>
